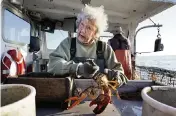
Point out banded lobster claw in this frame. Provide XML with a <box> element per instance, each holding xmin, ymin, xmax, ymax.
<box><xmin>89</xmin><ymin>94</ymin><xmax>111</xmax><ymax>114</ymax></box>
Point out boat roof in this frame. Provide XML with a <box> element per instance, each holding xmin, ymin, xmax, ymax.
<box><xmin>7</xmin><ymin>0</ymin><xmax>175</xmax><ymax>31</ymax></box>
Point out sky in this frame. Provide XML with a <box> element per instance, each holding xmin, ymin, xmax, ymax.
<box><xmin>136</xmin><ymin>5</ymin><xmax>176</xmax><ymax>56</ymax></box>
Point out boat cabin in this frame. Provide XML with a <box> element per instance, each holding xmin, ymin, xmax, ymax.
<box><xmin>1</xmin><ymin>0</ymin><xmax>175</xmax><ymax>115</ymax></box>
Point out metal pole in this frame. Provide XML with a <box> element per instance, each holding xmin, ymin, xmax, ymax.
<box><xmin>134</xmin><ymin>24</ymin><xmax>163</xmax><ymax>55</ymax></box>
<box><xmin>133</xmin><ymin>24</ymin><xmax>163</xmax><ymax>75</ymax></box>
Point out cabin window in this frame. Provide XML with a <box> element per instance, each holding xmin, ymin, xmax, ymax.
<box><xmin>46</xmin><ymin>30</ymin><xmax>68</xmax><ymax>49</ymax></box>
<box><xmin>99</xmin><ymin>32</ymin><xmax>113</xmax><ymax>43</ymax></box>
<box><xmin>3</xmin><ymin>9</ymin><xmax>30</xmax><ymax>45</ymax></box>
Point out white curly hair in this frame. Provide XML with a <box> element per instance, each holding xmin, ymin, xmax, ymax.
<box><xmin>76</xmin><ymin>5</ymin><xmax>108</xmax><ymax>38</ymax></box>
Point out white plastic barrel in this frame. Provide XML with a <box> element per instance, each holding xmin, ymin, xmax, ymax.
<box><xmin>141</xmin><ymin>86</ymin><xmax>176</xmax><ymax>116</ymax></box>
<box><xmin>1</xmin><ymin>84</ymin><xmax>36</xmax><ymax>116</ymax></box>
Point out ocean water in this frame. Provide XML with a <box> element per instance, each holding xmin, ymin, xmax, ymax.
<box><xmin>136</xmin><ymin>55</ymin><xmax>176</xmax><ymax>71</ymax></box>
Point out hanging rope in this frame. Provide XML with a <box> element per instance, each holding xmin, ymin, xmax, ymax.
<box><xmin>157</xmin><ymin>26</ymin><xmax>161</xmax><ymax>39</ymax></box>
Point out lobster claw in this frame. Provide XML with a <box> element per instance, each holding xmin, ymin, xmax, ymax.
<box><xmin>89</xmin><ymin>94</ymin><xmax>110</xmax><ymax>114</ymax></box>
<box><xmin>65</xmin><ymin>93</ymin><xmax>87</xmax><ymax>110</ymax></box>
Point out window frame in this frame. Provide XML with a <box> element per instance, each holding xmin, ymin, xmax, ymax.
<box><xmin>1</xmin><ymin>5</ymin><xmax>31</xmax><ymax>46</ymax></box>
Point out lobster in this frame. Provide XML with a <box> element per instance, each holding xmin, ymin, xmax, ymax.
<box><xmin>65</xmin><ymin>60</ymin><xmax>120</xmax><ymax>114</ymax></box>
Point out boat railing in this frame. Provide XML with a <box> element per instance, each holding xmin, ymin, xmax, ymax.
<box><xmin>136</xmin><ymin>65</ymin><xmax>176</xmax><ymax>86</ymax></box>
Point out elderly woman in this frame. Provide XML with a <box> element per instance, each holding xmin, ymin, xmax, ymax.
<box><xmin>48</xmin><ymin>5</ymin><xmax>128</xmax><ymax>86</ymax></box>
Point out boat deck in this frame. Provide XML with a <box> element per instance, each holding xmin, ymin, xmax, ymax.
<box><xmin>5</xmin><ymin>76</ymin><xmax>165</xmax><ymax>116</ymax></box>
<box><xmin>36</xmin><ymin>80</ymin><xmax>159</xmax><ymax>116</ymax></box>
<box><xmin>36</xmin><ymin>98</ymin><xmax>142</xmax><ymax>116</ymax></box>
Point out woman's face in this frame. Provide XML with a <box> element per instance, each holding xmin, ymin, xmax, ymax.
<box><xmin>77</xmin><ymin>19</ymin><xmax>97</xmax><ymax>44</ymax></box>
